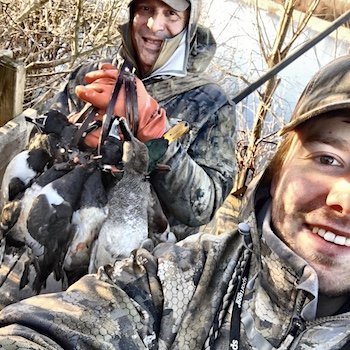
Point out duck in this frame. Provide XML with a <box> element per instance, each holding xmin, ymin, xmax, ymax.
<box><xmin>98</xmin><ymin>118</ymin><xmax>124</xmax><ymax>188</ymax></box>
<box><xmin>0</xmin><ymin>126</ymin><xmax>70</xmax><ymax>206</ymax></box>
<box><xmin>25</xmin><ymin>109</ymin><xmax>84</xmax><ymax>165</ymax></box>
<box><xmin>0</xmin><ymin>165</ymin><xmax>70</xmax><ymax>291</ymax></box>
<box><xmin>0</xmin><ymin>147</ymin><xmax>52</xmax><ymax>205</ymax></box>
<box><xmin>145</xmin><ymin>120</ymin><xmax>190</xmax><ymax>173</ymax></box>
<box><xmin>25</xmin><ymin>164</ymin><xmax>91</xmax><ymax>293</ymax></box>
<box><xmin>88</xmin><ymin>119</ymin><xmax>190</xmax><ymax>272</ymax></box>
<box><xmin>1</xmin><ymin>166</ymin><xmax>69</xmax><ymax>251</ymax></box>
<box><xmin>25</xmin><ymin>109</ymin><xmax>76</xmax><ymax>144</ymax></box>
<box><xmin>64</xmin><ymin>168</ymin><xmax>109</xmax><ymax>284</ymax></box>
<box><xmin>144</xmin><ymin>121</ymin><xmax>190</xmax><ymax>245</ymax></box>
<box><xmin>89</xmin><ymin>117</ymin><xmax>151</xmax><ymax>273</ymax></box>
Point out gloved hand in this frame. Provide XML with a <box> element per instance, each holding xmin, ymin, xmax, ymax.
<box><xmin>75</xmin><ymin>63</ymin><xmax>167</xmax><ymax>148</ymax></box>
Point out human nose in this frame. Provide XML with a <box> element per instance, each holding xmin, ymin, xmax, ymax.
<box><xmin>147</xmin><ymin>13</ymin><xmax>165</xmax><ymax>32</ymax></box>
<box><xmin>326</xmin><ymin>178</ymin><xmax>350</xmax><ymax>214</ymax></box>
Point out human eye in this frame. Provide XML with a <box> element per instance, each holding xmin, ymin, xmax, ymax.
<box><xmin>303</xmin><ymin>141</ymin><xmax>345</xmax><ymax>168</ymax></box>
<box><xmin>314</xmin><ymin>154</ymin><xmax>343</xmax><ymax>167</ymax></box>
<box><xmin>136</xmin><ymin>5</ymin><xmax>152</xmax><ymax>15</ymax></box>
<box><xmin>165</xmin><ymin>9</ymin><xmax>180</xmax><ymax>21</ymax></box>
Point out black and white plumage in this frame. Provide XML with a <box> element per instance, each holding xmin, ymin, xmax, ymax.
<box><xmin>0</xmin><ymin>127</ymin><xmax>68</xmax><ymax>207</ymax></box>
<box><xmin>0</xmin><ymin>148</ymin><xmax>51</xmax><ymax>204</ymax></box>
<box><xmin>64</xmin><ymin>168</ymin><xmax>109</xmax><ymax>283</ymax></box>
<box><xmin>1</xmin><ymin>103</ymin><xmax>188</xmax><ymax>293</ymax></box>
<box><xmin>26</xmin><ymin>109</ymin><xmax>76</xmax><ymax>143</ymax></box>
<box><xmin>25</xmin><ymin>164</ymin><xmax>91</xmax><ymax>293</ymax></box>
<box><xmin>25</xmin><ymin>109</ymin><xmax>82</xmax><ymax>165</ymax></box>
<box><xmin>0</xmin><ymin>166</ymin><xmax>70</xmax><ymax>290</ymax></box>
<box><xmin>89</xmin><ymin>118</ymin><xmax>151</xmax><ymax>273</ymax></box>
<box><xmin>2</xmin><ymin>166</ymin><xmax>69</xmax><ymax>253</ymax></box>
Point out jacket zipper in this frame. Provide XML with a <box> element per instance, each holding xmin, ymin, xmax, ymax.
<box><xmin>275</xmin><ymin>291</ymin><xmax>307</xmax><ymax>350</ymax></box>
<box><xmin>276</xmin><ymin>316</ymin><xmax>305</xmax><ymax>350</ymax></box>
<box><xmin>276</xmin><ymin>292</ymin><xmax>350</xmax><ymax>350</ymax></box>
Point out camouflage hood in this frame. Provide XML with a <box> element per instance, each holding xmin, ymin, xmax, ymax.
<box><xmin>119</xmin><ymin>0</ymin><xmax>216</xmax><ymax>79</ymax></box>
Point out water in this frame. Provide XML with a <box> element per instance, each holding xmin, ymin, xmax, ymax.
<box><xmin>201</xmin><ymin>0</ymin><xmax>350</xmax><ymax>127</ymax></box>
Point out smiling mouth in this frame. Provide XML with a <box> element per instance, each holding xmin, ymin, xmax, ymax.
<box><xmin>143</xmin><ymin>37</ymin><xmax>163</xmax><ymax>50</ymax></box>
<box><xmin>312</xmin><ymin>226</ymin><xmax>350</xmax><ymax>246</ymax></box>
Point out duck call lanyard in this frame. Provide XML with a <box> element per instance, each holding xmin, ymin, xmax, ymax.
<box><xmin>98</xmin><ymin>59</ymin><xmax>136</xmax><ymax>155</ymax></box>
<box><xmin>229</xmin><ymin>252</ymin><xmax>251</xmax><ymax>350</ymax></box>
<box><xmin>72</xmin><ymin>59</ymin><xmax>136</xmax><ymax>149</ymax></box>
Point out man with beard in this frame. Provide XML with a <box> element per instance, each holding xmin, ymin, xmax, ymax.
<box><xmin>0</xmin><ymin>56</ymin><xmax>349</xmax><ymax>349</ymax></box>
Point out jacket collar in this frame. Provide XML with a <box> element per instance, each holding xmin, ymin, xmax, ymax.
<box><xmin>117</xmin><ymin>24</ymin><xmax>216</xmax><ymax>79</ymax></box>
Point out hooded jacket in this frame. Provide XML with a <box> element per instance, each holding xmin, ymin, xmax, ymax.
<box><xmin>46</xmin><ymin>0</ymin><xmax>236</xmax><ymax>241</ymax></box>
<box><xmin>0</xmin><ymin>167</ymin><xmax>349</xmax><ymax>349</ymax></box>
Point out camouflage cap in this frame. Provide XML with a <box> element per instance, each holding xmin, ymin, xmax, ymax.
<box><xmin>129</xmin><ymin>0</ymin><xmax>190</xmax><ymax>12</ymax></box>
<box><xmin>280</xmin><ymin>55</ymin><xmax>350</xmax><ymax>135</ymax></box>
<box><xmin>162</xmin><ymin>0</ymin><xmax>190</xmax><ymax>11</ymax></box>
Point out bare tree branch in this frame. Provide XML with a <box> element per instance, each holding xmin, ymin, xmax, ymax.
<box><xmin>15</xmin><ymin>0</ymin><xmax>50</xmax><ymax>23</ymax></box>
<box><xmin>0</xmin><ymin>0</ymin><xmax>126</xmax><ymax>109</ymax></box>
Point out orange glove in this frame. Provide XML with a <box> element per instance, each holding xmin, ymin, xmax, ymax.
<box><xmin>75</xmin><ymin>63</ymin><xmax>167</xmax><ymax>148</ymax></box>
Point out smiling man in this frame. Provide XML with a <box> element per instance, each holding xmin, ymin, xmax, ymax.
<box><xmin>0</xmin><ymin>57</ymin><xmax>349</xmax><ymax>349</ymax></box>
<box><xmin>272</xmin><ymin>115</ymin><xmax>350</xmax><ymax>298</ymax></box>
<box><xmin>130</xmin><ymin>0</ymin><xmax>190</xmax><ymax>75</ymax></box>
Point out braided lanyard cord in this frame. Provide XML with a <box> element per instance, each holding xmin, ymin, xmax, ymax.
<box><xmin>229</xmin><ymin>249</ymin><xmax>251</xmax><ymax>349</ymax></box>
<box><xmin>97</xmin><ymin>59</ymin><xmax>134</xmax><ymax>155</ymax></box>
<box><xmin>203</xmin><ymin>246</ymin><xmax>252</xmax><ymax>349</ymax></box>
<box><xmin>124</xmin><ymin>68</ymin><xmax>139</xmax><ymax>136</ymax></box>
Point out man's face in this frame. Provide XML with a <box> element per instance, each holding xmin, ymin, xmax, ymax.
<box><xmin>131</xmin><ymin>0</ymin><xmax>189</xmax><ymax>74</ymax></box>
<box><xmin>271</xmin><ymin>113</ymin><xmax>350</xmax><ymax>296</ymax></box>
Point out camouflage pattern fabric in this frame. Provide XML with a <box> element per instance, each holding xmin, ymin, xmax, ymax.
<box><xmin>200</xmin><ymin>192</ymin><xmax>242</xmax><ymax>236</ymax></box>
<box><xmin>0</xmin><ymin>175</ymin><xmax>349</xmax><ymax>349</ymax></box>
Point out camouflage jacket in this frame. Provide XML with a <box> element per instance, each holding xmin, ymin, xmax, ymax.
<box><xmin>45</xmin><ymin>25</ymin><xmax>236</xmax><ymax>241</ymax></box>
<box><xmin>0</xmin><ymin>175</ymin><xmax>349</xmax><ymax>349</ymax></box>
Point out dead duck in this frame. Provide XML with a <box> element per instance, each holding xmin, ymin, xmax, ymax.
<box><xmin>25</xmin><ymin>109</ymin><xmax>76</xmax><ymax>144</ymax></box>
<box><xmin>89</xmin><ymin>120</ymin><xmax>190</xmax><ymax>272</ymax></box>
<box><xmin>64</xmin><ymin>168</ymin><xmax>109</xmax><ymax>284</ymax></box>
<box><xmin>99</xmin><ymin>118</ymin><xmax>123</xmax><ymax>171</ymax></box>
<box><xmin>0</xmin><ymin>167</ymin><xmax>69</xmax><ymax>289</ymax></box>
<box><xmin>0</xmin><ymin>166</ymin><xmax>69</xmax><ymax>265</ymax></box>
<box><xmin>0</xmin><ymin>129</ymin><xmax>68</xmax><ymax>206</ymax></box>
<box><xmin>145</xmin><ymin>120</ymin><xmax>190</xmax><ymax>173</ymax></box>
<box><xmin>89</xmin><ymin>117</ymin><xmax>151</xmax><ymax>272</ymax></box>
<box><xmin>25</xmin><ymin>164</ymin><xmax>91</xmax><ymax>293</ymax></box>
<box><xmin>25</xmin><ymin>109</ymin><xmax>89</xmax><ymax>166</ymax></box>
<box><xmin>0</xmin><ymin>148</ymin><xmax>51</xmax><ymax>205</ymax></box>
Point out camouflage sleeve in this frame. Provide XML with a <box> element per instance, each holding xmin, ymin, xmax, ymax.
<box><xmin>0</xmin><ymin>232</ymin><xmax>244</xmax><ymax>349</ymax></box>
<box><xmin>151</xmin><ymin>86</ymin><xmax>236</xmax><ymax>235</ymax></box>
<box><xmin>0</xmin><ymin>249</ymin><xmax>163</xmax><ymax>349</ymax></box>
